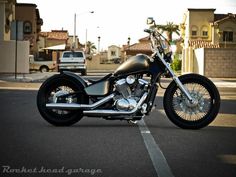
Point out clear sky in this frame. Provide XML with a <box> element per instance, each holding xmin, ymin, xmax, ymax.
<box><xmin>18</xmin><ymin>0</ymin><xmax>236</xmax><ymax>50</ymax></box>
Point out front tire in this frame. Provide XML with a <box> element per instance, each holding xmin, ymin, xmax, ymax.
<box><xmin>37</xmin><ymin>74</ymin><xmax>87</xmax><ymax>126</ymax></box>
<box><xmin>163</xmin><ymin>74</ymin><xmax>220</xmax><ymax>129</ymax></box>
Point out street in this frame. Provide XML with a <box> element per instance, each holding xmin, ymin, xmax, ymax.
<box><xmin>0</xmin><ymin>75</ymin><xmax>236</xmax><ymax>177</ymax></box>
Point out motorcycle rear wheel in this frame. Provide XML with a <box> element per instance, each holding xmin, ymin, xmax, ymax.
<box><xmin>163</xmin><ymin>74</ymin><xmax>220</xmax><ymax>129</ymax></box>
<box><xmin>37</xmin><ymin>74</ymin><xmax>87</xmax><ymax>126</ymax></box>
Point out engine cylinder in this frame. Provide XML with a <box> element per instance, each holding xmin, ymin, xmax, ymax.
<box><xmin>115</xmin><ymin>79</ymin><xmax>131</xmax><ymax>98</ymax></box>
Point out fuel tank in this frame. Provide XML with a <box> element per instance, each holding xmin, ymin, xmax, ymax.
<box><xmin>114</xmin><ymin>54</ymin><xmax>152</xmax><ymax>76</ymax></box>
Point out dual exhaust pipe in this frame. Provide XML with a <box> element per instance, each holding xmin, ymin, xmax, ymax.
<box><xmin>46</xmin><ymin>93</ymin><xmax>148</xmax><ymax>116</ymax></box>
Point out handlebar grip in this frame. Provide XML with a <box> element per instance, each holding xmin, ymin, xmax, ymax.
<box><xmin>144</xmin><ymin>29</ymin><xmax>152</xmax><ymax>33</ymax></box>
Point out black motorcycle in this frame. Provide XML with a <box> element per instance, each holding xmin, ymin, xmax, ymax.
<box><xmin>37</xmin><ymin>18</ymin><xmax>220</xmax><ymax>129</ymax></box>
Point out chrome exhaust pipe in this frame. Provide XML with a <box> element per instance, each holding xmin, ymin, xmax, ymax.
<box><xmin>83</xmin><ymin>92</ymin><xmax>148</xmax><ymax>116</ymax></box>
<box><xmin>46</xmin><ymin>93</ymin><xmax>115</xmax><ymax>110</ymax></box>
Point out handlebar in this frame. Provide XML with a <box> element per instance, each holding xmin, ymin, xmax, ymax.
<box><xmin>144</xmin><ymin>28</ymin><xmax>172</xmax><ymax>56</ymax></box>
<box><xmin>144</xmin><ymin>29</ymin><xmax>153</xmax><ymax>33</ymax></box>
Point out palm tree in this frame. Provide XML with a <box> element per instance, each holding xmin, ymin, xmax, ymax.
<box><xmin>85</xmin><ymin>41</ymin><xmax>96</xmax><ymax>55</ymax></box>
<box><xmin>156</xmin><ymin>22</ymin><xmax>180</xmax><ymax>42</ymax></box>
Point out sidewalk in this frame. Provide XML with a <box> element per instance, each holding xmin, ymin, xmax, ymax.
<box><xmin>0</xmin><ymin>71</ymin><xmax>110</xmax><ymax>82</ymax></box>
<box><xmin>0</xmin><ymin>72</ymin><xmax>236</xmax><ymax>90</ymax></box>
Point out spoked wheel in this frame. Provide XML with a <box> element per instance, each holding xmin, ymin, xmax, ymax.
<box><xmin>37</xmin><ymin>74</ymin><xmax>87</xmax><ymax>126</ymax></box>
<box><xmin>163</xmin><ymin>74</ymin><xmax>220</xmax><ymax>129</ymax></box>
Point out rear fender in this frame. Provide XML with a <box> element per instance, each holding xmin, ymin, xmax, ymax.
<box><xmin>61</xmin><ymin>71</ymin><xmax>88</xmax><ymax>88</ymax></box>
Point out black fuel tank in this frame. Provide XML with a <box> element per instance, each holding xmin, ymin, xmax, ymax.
<box><xmin>114</xmin><ymin>54</ymin><xmax>151</xmax><ymax>76</ymax></box>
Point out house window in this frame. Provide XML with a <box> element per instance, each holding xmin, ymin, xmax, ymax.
<box><xmin>23</xmin><ymin>21</ymin><xmax>32</xmax><ymax>34</ymax></box>
<box><xmin>192</xmin><ymin>31</ymin><xmax>197</xmax><ymax>36</ymax></box>
<box><xmin>202</xmin><ymin>26</ymin><xmax>208</xmax><ymax>37</ymax></box>
<box><xmin>223</xmin><ymin>31</ymin><xmax>233</xmax><ymax>42</ymax></box>
<box><xmin>111</xmin><ymin>51</ymin><xmax>116</xmax><ymax>56</ymax></box>
<box><xmin>191</xmin><ymin>26</ymin><xmax>198</xmax><ymax>36</ymax></box>
<box><xmin>202</xmin><ymin>31</ymin><xmax>208</xmax><ymax>36</ymax></box>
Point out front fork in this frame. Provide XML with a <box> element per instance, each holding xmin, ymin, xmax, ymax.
<box><xmin>155</xmin><ymin>52</ymin><xmax>195</xmax><ymax>103</ymax></box>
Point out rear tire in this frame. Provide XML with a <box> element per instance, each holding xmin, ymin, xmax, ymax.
<box><xmin>163</xmin><ymin>74</ymin><xmax>220</xmax><ymax>129</ymax></box>
<box><xmin>37</xmin><ymin>74</ymin><xmax>88</xmax><ymax>126</ymax></box>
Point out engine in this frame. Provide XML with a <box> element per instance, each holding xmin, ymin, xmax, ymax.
<box><xmin>114</xmin><ymin>75</ymin><xmax>149</xmax><ymax>111</ymax></box>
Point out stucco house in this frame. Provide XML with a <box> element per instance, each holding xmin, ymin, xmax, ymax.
<box><xmin>107</xmin><ymin>45</ymin><xmax>121</xmax><ymax>62</ymax></box>
<box><xmin>123</xmin><ymin>36</ymin><xmax>152</xmax><ymax>59</ymax></box>
<box><xmin>15</xmin><ymin>3</ymin><xmax>43</xmax><ymax>55</ymax></box>
<box><xmin>181</xmin><ymin>9</ymin><xmax>236</xmax><ymax>77</ymax></box>
<box><xmin>0</xmin><ymin>0</ymin><xmax>33</xmax><ymax>74</ymax></box>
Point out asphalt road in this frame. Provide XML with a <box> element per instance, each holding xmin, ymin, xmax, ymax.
<box><xmin>0</xmin><ymin>77</ymin><xmax>236</xmax><ymax>177</ymax></box>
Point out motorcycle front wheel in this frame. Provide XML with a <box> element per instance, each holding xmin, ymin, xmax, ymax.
<box><xmin>163</xmin><ymin>74</ymin><xmax>220</xmax><ymax>129</ymax></box>
<box><xmin>37</xmin><ymin>74</ymin><xmax>87</xmax><ymax>126</ymax></box>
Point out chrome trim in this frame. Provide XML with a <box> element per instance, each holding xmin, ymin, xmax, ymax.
<box><xmin>84</xmin><ymin>92</ymin><xmax>148</xmax><ymax>116</ymax></box>
<box><xmin>46</xmin><ymin>93</ymin><xmax>115</xmax><ymax>110</ymax></box>
<box><xmin>155</xmin><ymin>50</ymin><xmax>193</xmax><ymax>102</ymax></box>
<box><xmin>138</xmin><ymin>78</ymin><xmax>149</xmax><ymax>85</ymax></box>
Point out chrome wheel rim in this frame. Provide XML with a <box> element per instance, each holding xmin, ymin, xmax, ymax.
<box><xmin>47</xmin><ymin>86</ymin><xmax>77</xmax><ymax>115</ymax></box>
<box><xmin>172</xmin><ymin>83</ymin><xmax>212</xmax><ymax>121</ymax></box>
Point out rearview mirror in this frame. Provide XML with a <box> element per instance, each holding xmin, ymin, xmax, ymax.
<box><xmin>147</xmin><ymin>17</ymin><xmax>155</xmax><ymax>25</ymax></box>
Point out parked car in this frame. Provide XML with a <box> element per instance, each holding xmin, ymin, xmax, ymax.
<box><xmin>58</xmin><ymin>51</ymin><xmax>87</xmax><ymax>75</ymax></box>
<box><xmin>29</xmin><ymin>55</ymin><xmax>56</xmax><ymax>73</ymax></box>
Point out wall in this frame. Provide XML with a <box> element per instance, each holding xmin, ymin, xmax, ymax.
<box><xmin>46</xmin><ymin>39</ymin><xmax>66</xmax><ymax>47</ymax></box>
<box><xmin>0</xmin><ymin>2</ymin><xmax>5</xmax><ymax>41</ymax></box>
<box><xmin>87</xmin><ymin>54</ymin><xmax>120</xmax><ymax>71</ymax></box>
<box><xmin>15</xmin><ymin>4</ymin><xmax>38</xmax><ymax>53</ymax></box>
<box><xmin>0</xmin><ymin>40</ymin><xmax>29</xmax><ymax>73</ymax></box>
<box><xmin>188</xmin><ymin>9</ymin><xmax>214</xmax><ymax>41</ymax></box>
<box><xmin>193</xmin><ymin>48</ymin><xmax>204</xmax><ymax>75</ymax></box>
<box><xmin>204</xmin><ymin>48</ymin><xmax>236</xmax><ymax>77</ymax></box>
<box><xmin>182</xmin><ymin>47</ymin><xmax>194</xmax><ymax>74</ymax></box>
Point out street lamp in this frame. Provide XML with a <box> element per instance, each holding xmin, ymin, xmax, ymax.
<box><xmin>98</xmin><ymin>36</ymin><xmax>101</xmax><ymax>53</ymax></box>
<box><xmin>127</xmin><ymin>37</ymin><xmax>131</xmax><ymax>46</ymax></box>
<box><xmin>73</xmin><ymin>11</ymin><xmax>94</xmax><ymax>50</ymax></box>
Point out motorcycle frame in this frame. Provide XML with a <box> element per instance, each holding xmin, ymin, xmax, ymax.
<box><xmin>148</xmin><ymin>30</ymin><xmax>194</xmax><ymax>103</ymax></box>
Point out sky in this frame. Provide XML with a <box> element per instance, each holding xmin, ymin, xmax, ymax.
<box><xmin>17</xmin><ymin>0</ymin><xmax>236</xmax><ymax>50</ymax></box>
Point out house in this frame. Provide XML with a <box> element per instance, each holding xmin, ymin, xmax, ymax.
<box><xmin>37</xmin><ymin>30</ymin><xmax>70</xmax><ymax>64</ymax></box>
<box><xmin>39</xmin><ymin>30</ymin><xmax>69</xmax><ymax>50</ymax></box>
<box><xmin>15</xmin><ymin>3</ymin><xmax>43</xmax><ymax>55</ymax></box>
<box><xmin>0</xmin><ymin>0</ymin><xmax>15</xmax><ymax>41</ymax></box>
<box><xmin>181</xmin><ymin>9</ymin><xmax>236</xmax><ymax>77</ymax></box>
<box><xmin>0</xmin><ymin>0</ymin><xmax>31</xmax><ymax>73</ymax></box>
<box><xmin>123</xmin><ymin>36</ymin><xmax>152</xmax><ymax>58</ymax></box>
<box><xmin>107</xmin><ymin>45</ymin><xmax>121</xmax><ymax>63</ymax></box>
<box><xmin>213</xmin><ymin>13</ymin><xmax>236</xmax><ymax>48</ymax></box>
<box><xmin>181</xmin><ymin>9</ymin><xmax>236</xmax><ymax>49</ymax></box>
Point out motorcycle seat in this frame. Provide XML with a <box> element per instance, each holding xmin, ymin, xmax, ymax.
<box><xmin>87</xmin><ymin>73</ymin><xmax>112</xmax><ymax>84</ymax></box>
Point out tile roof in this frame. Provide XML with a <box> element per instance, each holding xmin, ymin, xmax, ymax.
<box><xmin>214</xmin><ymin>13</ymin><xmax>236</xmax><ymax>23</ymax></box>
<box><xmin>188</xmin><ymin>40</ymin><xmax>219</xmax><ymax>49</ymax></box>
<box><xmin>214</xmin><ymin>13</ymin><xmax>236</xmax><ymax>24</ymax></box>
<box><xmin>125</xmin><ymin>42</ymin><xmax>152</xmax><ymax>52</ymax></box>
<box><xmin>138</xmin><ymin>36</ymin><xmax>150</xmax><ymax>42</ymax></box>
<box><xmin>39</xmin><ymin>30</ymin><xmax>68</xmax><ymax>40</ymax></box>
<box><xmin>214</xmin><ymin>14</ymin><xmax>228</xmax><ymax>21</ymax></box>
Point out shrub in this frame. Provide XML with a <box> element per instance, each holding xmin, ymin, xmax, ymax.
<box><xmin>171</xmin><ymin>55</ymin><xmax>182</xmax><ymax>71</ymax></box>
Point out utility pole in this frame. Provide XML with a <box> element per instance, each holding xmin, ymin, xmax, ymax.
<box><xmin>15</xmin><ymin>20</ymin><xmax>18</xmax><ymax>79</ymax></box>
<box><xmin>73</xmin><ymin>11</ymin><xmax>94</xmax><ymax>51</ymax></box>
<box><xmin>98</xmin><ymin>36</ymin><xmax>101</xmax><ymax>53</ymax></box>
<box><xmin>73</xmin><ymin>13</ymin><xmax>76</xmax><ymax>50</ymax></box>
